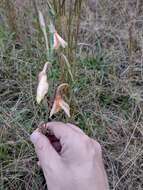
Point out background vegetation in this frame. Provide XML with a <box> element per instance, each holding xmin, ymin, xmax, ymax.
<box><xmin>0</xmin><ymin>0</ymin><xmax>143</xmax><ymax>189</ymax></box>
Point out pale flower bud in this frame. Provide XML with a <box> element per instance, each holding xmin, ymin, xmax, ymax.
<box><xmin>38</xmin><ymin>10</ymin><xmax>49</xmax><ymax>53</ymax></box>
<box><xmin>36</xmin><ymin>63</ymin><xmax>49</xmax><ymax>104</ymax></box>
<box><xmin>53</xmin><ymin>32</ymin><xmax>67</xmax><ymax>49</ymax></box>
<box><xmin>38</xmin><ymin>10</ymin><xmax>46</xmax><ymax>29</ymax></box>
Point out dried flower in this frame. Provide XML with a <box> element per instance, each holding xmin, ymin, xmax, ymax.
<box><xmin>36</xmin><ymin>62</ymin><xmax>49</xmax><ymax>104</ymax></box>
<box><xmin>53</xmin><ymin>32</ymin><xmax>67</xmax><ymax>49</ymax></box>
<box><xmin>50</xmin><ymin>83</ymin><xmax>70</xmax><ymax>117</ymax></box>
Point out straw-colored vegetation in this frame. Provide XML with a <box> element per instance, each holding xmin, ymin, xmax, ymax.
<box><xmin>0</xmin><ymin>0</ymin><xmax>143</xmax><ymax>189</ymax></box>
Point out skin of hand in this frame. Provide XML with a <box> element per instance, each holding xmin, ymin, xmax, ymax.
<box><xmin>30</xmin><ymin>122</ymin><xmax>109</xmax><ymax>190</ymax></box>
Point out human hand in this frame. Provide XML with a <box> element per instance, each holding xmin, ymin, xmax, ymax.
<box><xmin>30</xmin><ymin>122</ymin><xmax>109</xmax><ymax>190</ymax></box>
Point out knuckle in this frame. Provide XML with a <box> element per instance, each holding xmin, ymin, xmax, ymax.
<box><xmin>87</xmin><ymin>139</ymin><xmax>102</xmax><ymax>156</ymax></box>
<box><xmin>76</xmin><ymin>135</ymin><xmax>102</xmax><ymax>156</ymax></box>
<box><xmin>84</xmin><ymin>137</ymin><xmax>95</xmax><ymax>150</ymax></box>
<box><xmin>82</xmin><ymin>135</ymin><xmax>91</xmax><ymax>144</ymax></box>
<box><xmin>94</xmin><ymin>141</ymin><xmax>102</xmax><ymax>154</ymax></box>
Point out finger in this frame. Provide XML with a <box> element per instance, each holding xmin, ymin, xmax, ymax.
<box><xmin>46</xmin><ymin>122</ymin><xmax>88</xmax><ymax>155</ymax></box>
<box><xmin>46</xmin><ymin>122</ymin><xmax>74</xmax><ymax>140</ymax></box>
<box><xmin>66</xmin><ymin>123</ymin><xmax>85</xmax><ymax>135</ymax></box>
<box><xmin>46</xmin><ymin>122</ymin><xmax>82</xmax><ymax>150</ymax></box>
<box><xmin>30</xmin><ymin>129</ymin><xmax>61</xmax><ymax>171</ymax></box>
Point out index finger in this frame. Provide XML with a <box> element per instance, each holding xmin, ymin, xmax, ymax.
<box><xmin>46</xmin><ymin>122</ymin><xmax>73</xmax><ymax>140</ymax></box>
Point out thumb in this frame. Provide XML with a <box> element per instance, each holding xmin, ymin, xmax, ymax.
<box><xmin>30</xmin><ymin>129</ymin><xmax>61</xmax><ymax>173</ymax></box>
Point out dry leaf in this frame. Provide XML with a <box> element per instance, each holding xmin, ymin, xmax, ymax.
<box><xmin>50</xmin><ymin>83</ymin><xmax>70</xmax><ymax>117</ymax></box>
<box><xmin>36</xmin><ymin>62</ymin><xmax>49</xmax><ymax>104</ymax></box>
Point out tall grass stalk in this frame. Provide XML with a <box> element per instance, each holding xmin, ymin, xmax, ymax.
<box><xmin>51</xmin><ymin>0</ymin><xmax>83</xmax><ymax>63</ymax></box>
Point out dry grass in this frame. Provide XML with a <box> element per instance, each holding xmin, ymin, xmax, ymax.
<box><xmin>78</xmin><ymin>1</ymin><xmax>143</xmax><ymax>189</ymax></box>
<box><xmin>0</xmin><ymin>0</ymin><xmax>143</xmax><ymax>189</ymax></box>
